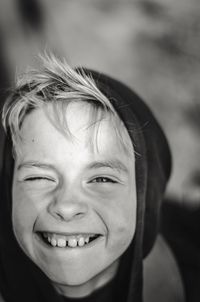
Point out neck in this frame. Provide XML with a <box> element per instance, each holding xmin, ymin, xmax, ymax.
<box><xmin>53</xmin><ymin>260</ymin><xmax>118</xmax><ymax>298</ymax></box>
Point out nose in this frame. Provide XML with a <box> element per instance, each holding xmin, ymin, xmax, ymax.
<box><xmin>47</xmin><ymin>187</ymin><xmax>89</xmax><ymax>222</ymax></box>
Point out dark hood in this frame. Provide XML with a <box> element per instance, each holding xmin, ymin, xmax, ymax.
<box><xmin>0</xmin><ymin>70</ymin><xmax>171</xmax><ymax>302</ymax></box>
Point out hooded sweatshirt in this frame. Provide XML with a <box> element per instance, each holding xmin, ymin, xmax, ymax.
<box><xmin>0</xmin><ymin>69</ymin><xmax>171</xmax><ymax>302</ymax></box>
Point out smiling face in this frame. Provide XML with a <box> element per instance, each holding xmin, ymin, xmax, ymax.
<box><xmin>12</xmin><ymin>101</ymin><xmax>137</xmax><ymax>298</ymax></box>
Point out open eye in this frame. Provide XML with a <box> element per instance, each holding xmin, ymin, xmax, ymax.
<box><xmin>90</xmin><ymin>177</ymin><xmax>117</xmax><ymax>184</ymax></box>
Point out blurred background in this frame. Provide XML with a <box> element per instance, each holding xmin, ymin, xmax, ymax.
<box><xmin>0</xmin><ymin>1</ymin><xmax>200</xmax><ymax>301</ymax></box>
<box><xmin>0</xmin><ymin>0</ymin><xmax>200</xmax><ymax>212</ymax></box>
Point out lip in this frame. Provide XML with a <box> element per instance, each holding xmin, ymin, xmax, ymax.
<box><xmin>34</xmin><ymin>231</ymin><xmax>104</xmax><ymax>250</ymax></box>
<box><xmin>37</xmin><ymin>231</ymin><xmax>100</xmax><ymax>237</ymax></box>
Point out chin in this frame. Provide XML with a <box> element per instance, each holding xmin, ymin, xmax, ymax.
<box><xmin>42</xmin><ymin>264</ymin><xmax>98</xmax><ymax>286</ymax></box>
<box><xmin>43</xmin><ymin>260</ymin><xmax>117</xmax><ymax>291</ymax></box>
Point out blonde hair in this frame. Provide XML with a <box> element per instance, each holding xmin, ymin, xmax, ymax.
<box><xmin>2</xmin><ymin>53</ymin><xmax>134</xmax><ymax>156</ymax></box>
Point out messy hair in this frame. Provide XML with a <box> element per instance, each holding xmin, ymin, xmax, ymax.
<box><xmin>2</xmin><ymin>53</ymin><xmax>134</xmax><ymax>156</ymax></box>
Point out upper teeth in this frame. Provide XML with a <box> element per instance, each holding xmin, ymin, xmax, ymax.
<box><xmin>42</xmin><ymin>233</ymin><xmax>96</xmax><ymax>248</ymax></box>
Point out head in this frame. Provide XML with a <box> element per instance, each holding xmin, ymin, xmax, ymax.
<box><xmin>2</xmin><ymin>54</ymin><xmax>137</xmax><ymax>297</ymax></box>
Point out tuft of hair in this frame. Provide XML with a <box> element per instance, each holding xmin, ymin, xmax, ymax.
<box><xmin>2</xmin><ymin>52</ymin><xmax>135</xmax><ymax>158</ymax></box>
<box><xmin>2</xmin><ymin>52</ymin><xmax>117</xmax><ymax>148</ymax></box>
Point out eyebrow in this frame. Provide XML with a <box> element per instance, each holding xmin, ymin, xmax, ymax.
<box><xmin>88</xmin><ymin>160</ymin><xmax>129</xmax><ymax>173</ymax></box>
<box><xmin>17</xmin><ymin>162</ymin><xmax>55</xmax><ymax>171</ymax></box>
<box><xmin>17</xmin><ymin>160</ymin><xmax>129</xmax><ymax>173</ymax></box>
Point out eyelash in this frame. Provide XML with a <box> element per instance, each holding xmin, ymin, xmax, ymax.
<box><xmin>24</xmin><ymin>176</ymin><xmax>118</xmax><ymax>184</ymax></box>
<box><xmin>24</xmin><ymin>177</ymin><xmax>54</xmax><ymax>182</ymax></box>
<box><xmin>90</xmin><ymin>177</ymin><xmax>117</xmax><ymax>184</ymax></box>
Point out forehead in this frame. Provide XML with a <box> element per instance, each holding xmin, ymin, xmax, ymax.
<box><xmin>16</xmin><ymin>102</ymin><xmax>134</xmax><ymax>161</ymax></box>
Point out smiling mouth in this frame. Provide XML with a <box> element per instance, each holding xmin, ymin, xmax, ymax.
<box><xmin>37</xmin><ymin>232</ymin><xmax>102</xmax><ymax>248</ymax></box>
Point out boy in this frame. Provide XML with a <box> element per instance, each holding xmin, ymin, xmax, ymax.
<box><xmin>0</xmin><ymin>54</ymin><xmax>171</xmax><ymax>302</ymax></box>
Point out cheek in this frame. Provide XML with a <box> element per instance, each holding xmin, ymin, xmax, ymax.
<box><xmin>12</xmin><ymin>184</ymin><xmax>42</xmax><ymax>235</ymax></box>
<box><xmin>95</xmin><ymin>187</ymin><xmax>137</xmax><ymax>248</ymax></box>
<box><xmin>103</xmin><ymin>195</ymin><xmax>136</xmax><ymax>261</ymax></box>
<box><xmin>112</xmin><ymin>195</ymin><xmax>136</xmax><ymax>243</ymax></box>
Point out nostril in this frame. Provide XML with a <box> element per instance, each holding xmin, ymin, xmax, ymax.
<box><xmin>48</xmin><ymin>199</ymin><xmax>88</xmax><ymax>222</ymax></box>
<box><xmin>53</xmin><ymin>210</ymin><xmax>86</xmax><ymax>221</ymax></box>
<box><xmin>54</xmin><ymin>212</ymin><xmax>65</xmax><ymax>221</ymax></box>
<box><xmin>74</xmin><ymin>212</ymin><xmax>85</xmax><ymax>219</ymax></box>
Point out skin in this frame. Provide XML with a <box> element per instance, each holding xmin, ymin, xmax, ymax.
<box><xmin>12</xmin><ymin>102</ymin><xmax>137</xmax><ymax>298</ymax></box>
